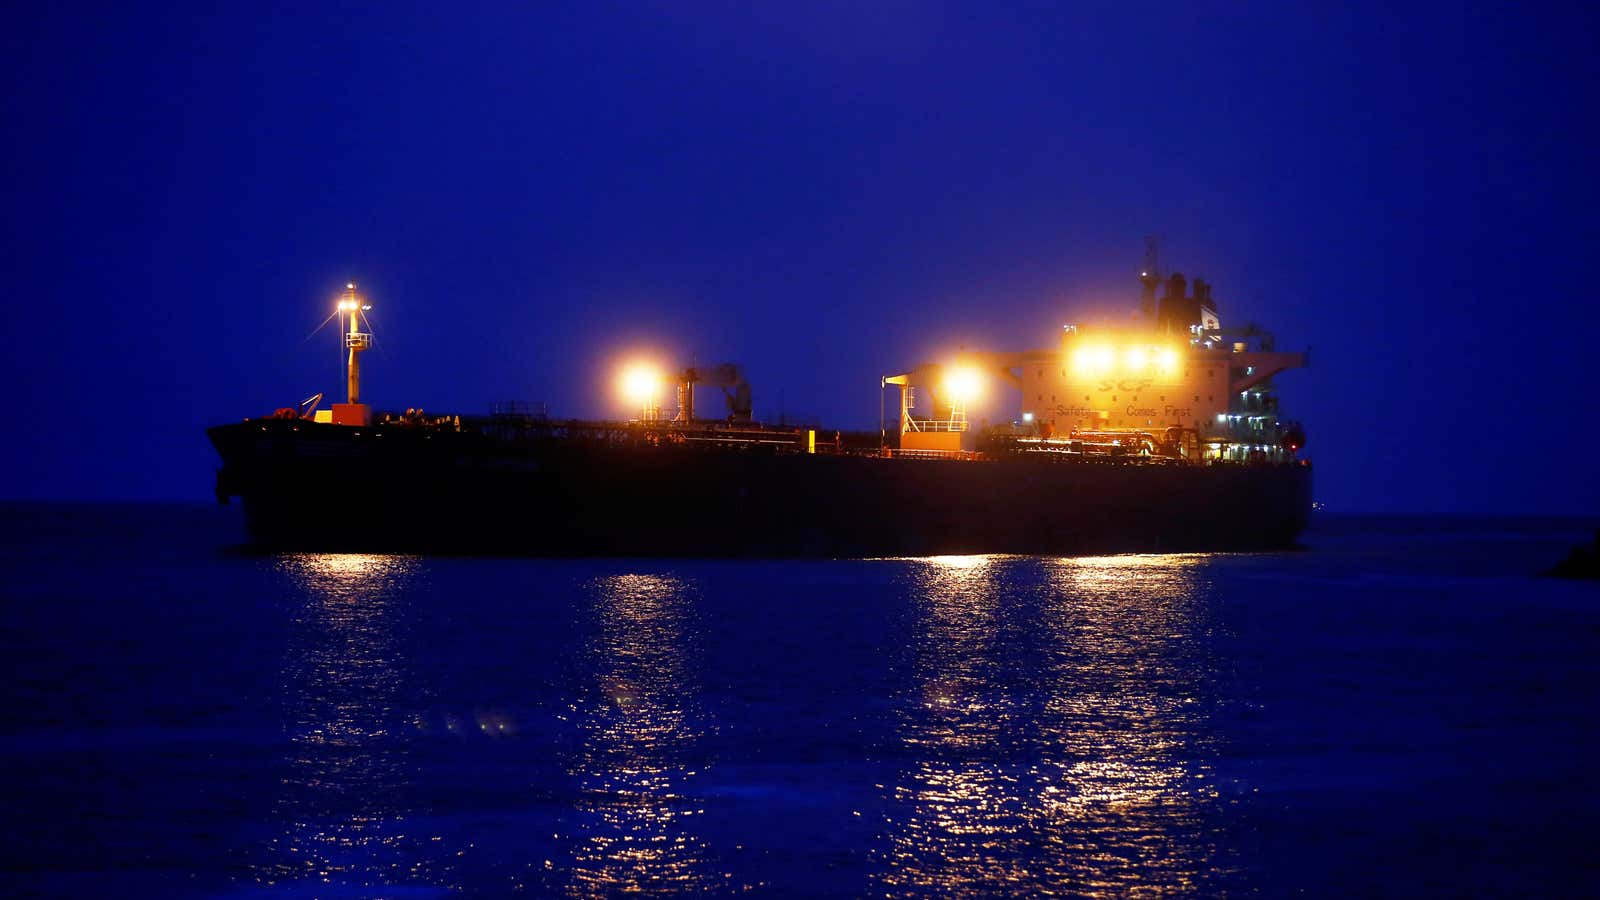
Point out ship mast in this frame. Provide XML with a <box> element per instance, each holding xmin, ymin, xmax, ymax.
<box><xmin>333</xmin><ymin>283</ymin><xmax>373</xmax><ymax>425</ymax></box>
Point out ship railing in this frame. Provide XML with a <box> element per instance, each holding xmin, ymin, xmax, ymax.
<box><xmin>490</xmin><ymin>401</ymin><xmax>549</xmax><ymax>420</ymax></box>
<box><xmin>903</xmin><ymin>418</ymin><xmax>969</xmax><ymax>433</ymax></box>
<box><xmin>1013</xmin><ymin>447</ymin><xmax>1187</xmax><ymax>466</ymax></box>
<box><xmin>881</xmin><ymin>448</ymin><xmax>979</xmax><ymax>461</ymax></box>
<box><xmin>679</xmin><ymin>434</ymin><xmax>803</xmax><ymax>449</ymax></box>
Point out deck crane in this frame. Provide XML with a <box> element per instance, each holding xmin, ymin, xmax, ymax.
<box><xmin>674</xmin><ymin>363</ymin><xmax>753</xmax><ymax>423</ymax></box>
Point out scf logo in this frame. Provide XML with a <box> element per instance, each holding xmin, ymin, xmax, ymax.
<box><xmin>1097</xmin><ymin>378</ymin><xmax>1152</xmax><ymax>392</ymax></box>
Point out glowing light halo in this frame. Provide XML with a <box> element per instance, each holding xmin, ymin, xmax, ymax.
<box><xmin>1157</xmin><ymin>347</ymin><xmax>1181</xmax><ymax>373</ymax></box>
<box><xmin>618</xmin><ymin>362</ymin><xmax>663</xmax><ymax>407</ymax></box>
<box><xmin>943</xmin><ymin>366</ymin><xmax>983</xmax><ymax>405</ymax></box>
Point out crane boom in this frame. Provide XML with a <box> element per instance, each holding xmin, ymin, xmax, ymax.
<box><xmin>674</xmin><ymin>363</ymin><xmax>753</xmax><ymax>423</ymax></box>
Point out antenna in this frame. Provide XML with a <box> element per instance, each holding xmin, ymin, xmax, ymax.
<box><xmin>1139</xmin><ymin>235</ymin><xmax>1164</xmax><ymax>322</ymax></box>
<box><xmin>1142</xmin><ymin>234</ymin><xmax>1163</xmax><ymax>280</ymax></box>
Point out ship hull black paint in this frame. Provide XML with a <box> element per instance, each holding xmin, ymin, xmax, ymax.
<box><xmin>209</xmin><ymin>421</ymin><xmax>1312</xmax><ymax>556</ymax></box>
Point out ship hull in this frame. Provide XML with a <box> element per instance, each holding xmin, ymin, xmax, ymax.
<box><xmin>209</xmin><ymin>421</ymin><xmax>1312</xmax><ymax>556</ymax></box>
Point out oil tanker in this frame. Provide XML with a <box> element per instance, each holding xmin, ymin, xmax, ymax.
<box><xmin>209</xmin><ymin>270</ymin><xmax>1312</xmax><ymax>555</ymax></box>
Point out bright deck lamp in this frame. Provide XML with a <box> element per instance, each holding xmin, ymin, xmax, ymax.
<box><xmin>943</xmin><ymin>366</ymin><xmax>983</xmax><ymax>405</ymax></box>
<box><xmin>619</xmin><ymin>363</ymin><xmax>663</xmax><ymax>420</ymax></box>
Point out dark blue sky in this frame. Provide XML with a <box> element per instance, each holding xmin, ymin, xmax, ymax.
<box><xmin>3</xmin><ymin>2</ymin><xmax>1597</xmax><ymax>513</ymax></box>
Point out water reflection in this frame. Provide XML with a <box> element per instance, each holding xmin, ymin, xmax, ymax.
<box><xmin>565</xmin><ymin>573</ymin><xmax>711</xmax><ymax>896</ymax></box>
<box><xmin>1034</xmin><ymin>554</ymin><xmax>1228</xmax><ymax>896</ymax></box>
<box><xmin>256</xmin><ymin>553</ymin><xmax>452</xmax><ymax>894</ymax></box>
<box><xmin>878</xmin><ymin>554</ymin><xmax>1031</xmax><ymax>893</ymax></box>
<box><xmin>878</xmin><ymin>553</ymin><xmax>1228</xmax><ymax>896</ymax></box>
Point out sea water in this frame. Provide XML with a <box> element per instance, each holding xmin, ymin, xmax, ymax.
<box><xmin>2</xmin><ymin>504</ymin><xmax>1597</xmax><ymax>897</ymax></box>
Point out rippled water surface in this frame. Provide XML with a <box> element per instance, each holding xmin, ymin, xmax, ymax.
<box><xmin>3</xmin><ymin>505</ymin><xmax>1598</xmax><ymax>896</ymax></box>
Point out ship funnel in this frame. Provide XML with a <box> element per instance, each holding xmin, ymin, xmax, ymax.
<box><xmin>1157</xmin><ymin>272</ymin><xmax>1189</xmax><ymax>334</ymax></box>
<box><xmin>1165</xmin><ymin>272</ymin><xmax>1187</xmax><ymax>302</ymax></box>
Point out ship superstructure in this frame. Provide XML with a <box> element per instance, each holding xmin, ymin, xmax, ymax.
<box><xmin>883</xmin><ymin>270</ymin><xmax>1307</xmax><ymax>466</ymax></box>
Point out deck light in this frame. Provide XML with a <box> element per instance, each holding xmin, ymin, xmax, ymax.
<box><xmin>1072</xmin><ymin>345</ymin><xmax>1115</xmax><ymax>375</ymax></box>
<box><xmin>944</xmin><ymin>366</ymin><xmax>983</xmax><ymax>405</ymax></box>
<box><xmin>620</xmin><ymin>364</ymin><xmax>662</xmax><ymax>406</ymax></box>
